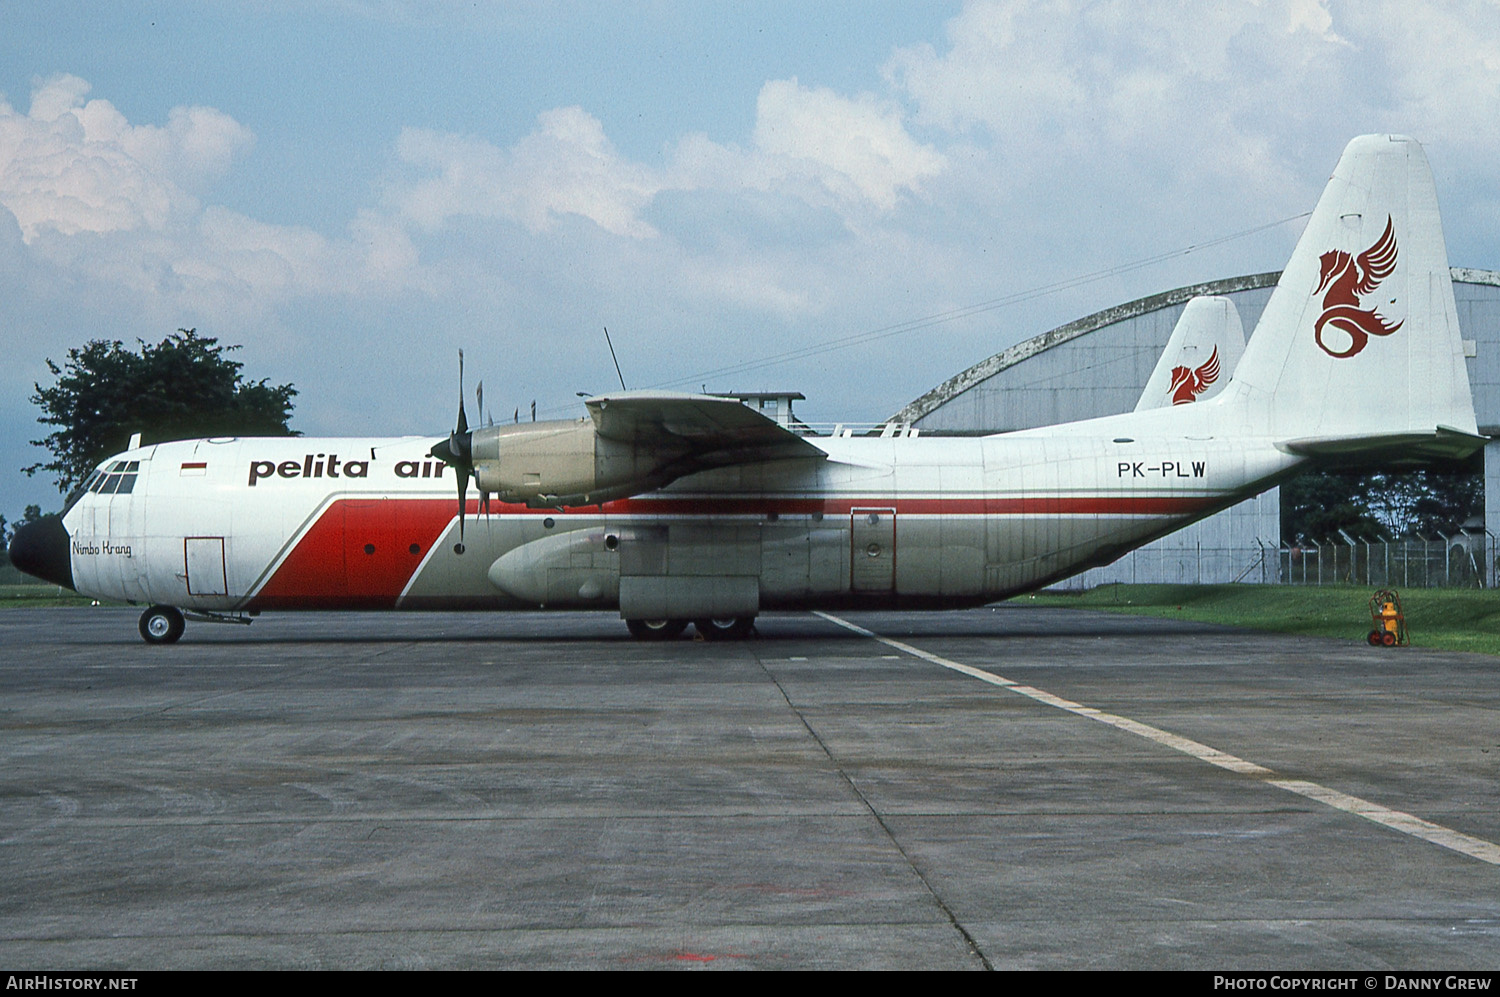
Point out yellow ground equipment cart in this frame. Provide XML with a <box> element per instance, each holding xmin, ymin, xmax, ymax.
<box><xmin>1367</xmin><ymin>588</ymin><xmax>1408</xmax><ymax>647</ymax></box>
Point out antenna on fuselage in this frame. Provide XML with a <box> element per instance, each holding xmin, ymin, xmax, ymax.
<box><xmin>603</xmin><ymin>326</ymin><xmax>627</xmax><ymax>391</ymax></box>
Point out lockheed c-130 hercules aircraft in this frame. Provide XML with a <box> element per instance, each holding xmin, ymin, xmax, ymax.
<box><xmin>8</xmin><ymin>135</ymin><xmax>1486</xmax><ymax>643</ymax></box>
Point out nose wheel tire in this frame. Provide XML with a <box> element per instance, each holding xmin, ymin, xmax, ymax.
<box><xmin>139</xmin><ymin>605</ymin><xmax>185</xmax><ymax>645</ymax></box>
<box><xmin>693</xmin><ymin>616</ymin><xmax>756</xmax><ymax>641</ymax></box>
<box><xmin>626</xmin><ymin>618</ymin><xmax>688</xmax><ymax>640</ymax></box>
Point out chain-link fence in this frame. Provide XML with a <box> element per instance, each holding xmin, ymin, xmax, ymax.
<box><xmin>1067</xmin><ymin>533</ymin><xmax>1497</xmax><ymax>589</ymax></box>
<box><xmin>1277</xmin><ymin>534</ymin><xmax>1493</xmax><ymax>588</ymax></box>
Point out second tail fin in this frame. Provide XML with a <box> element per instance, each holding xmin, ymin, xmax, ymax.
<box><xmin>1135</xmin><ymin>296</ymin><xmax>1245</xmax><ymax>412</ymax></box>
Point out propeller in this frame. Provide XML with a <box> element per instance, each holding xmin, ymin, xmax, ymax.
<box><xmin>429</xmin><ymin>350</ymin><xmax>474</xmax><ymax>554</ymax></box>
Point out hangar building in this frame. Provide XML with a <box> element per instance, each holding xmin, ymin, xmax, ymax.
<box><xmin>886</xmin><ymin>269</ymin><xmax>1500</xmax><ymax>587</ymax></box>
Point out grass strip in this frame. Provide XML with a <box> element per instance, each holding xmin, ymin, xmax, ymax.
<box><xmin>0</xmin><ymin>583</ymin><xmax>104</xmax><ymax>607</ymax></box>
<box><xmin>1023</xmin><ymin>583</ymin><xmax>1500</xmax><ymax>657</ymax></box>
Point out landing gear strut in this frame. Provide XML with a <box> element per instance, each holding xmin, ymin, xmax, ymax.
<box><xmin>139</xmin><ymin>605</ymin><xmax>185</xmax><ymax>645</ymax></box>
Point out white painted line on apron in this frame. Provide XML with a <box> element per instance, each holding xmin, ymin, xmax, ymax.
<box><xmin>814</xmin><ymin>611</ymin><xmax>1500</xmax><ymax>866</ymax></box>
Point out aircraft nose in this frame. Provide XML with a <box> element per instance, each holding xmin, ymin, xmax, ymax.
<box><xmin>8</xmin><ymin>517</ymin><xmax>74</xmax><ymax>590</ymax></box>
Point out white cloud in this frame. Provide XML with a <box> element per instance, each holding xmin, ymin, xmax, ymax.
<box><xmin>390</xmin><ymin>80</ymin><xmax>945</xmax><ymax>242</ymax></box>
<box><xmin>885</xmin><ymin>0</ymin><xmax>1358</xmax><ymax>142</ymax></box>
<box><xmin>0</xmin><ymin>74</ymin><xmax>444</xmax><ymax>327</ymax></box>
<box><xmin>751</xmin><ymin>79</ymin><xmax>946</xmax><ymax>212</ymax></box>
<box><xmin>869</xmin><ymin>0</ymin><xmax>1500</xmax><ymax>258</ymax></box>
<box><xmin>885</xmin><ymin>0</ymin><xmax>1500</xmax><ymax>176</ymax></box>
<box><xmin>395</xmin><ymin>107</ymin><xmax>660</xmax><ymax>237</ymax></box>
<box><xmin>1343</xmin><ymin>1</ymin><xmax>1500</xmax><ymax>153</ymax></box>
<box><xmin>0</xmin><ymin>74</ymin><xmax>253</xmax><ymax>241</ymax></box>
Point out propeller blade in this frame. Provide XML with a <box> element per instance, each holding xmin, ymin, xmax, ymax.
<box><xmin>454</xmin><ymin>464</ymin><xmax>469</xmax><ymax>554</ymax></box>
<box><xmin>456</xmin><ymin>350</ymin><xmax>469</xmax><ymax>437</ymax></box>
<box><xmin>431</xmin><ymin>349</ymin><xmax>475</xmax><ymax>555</ymax></box>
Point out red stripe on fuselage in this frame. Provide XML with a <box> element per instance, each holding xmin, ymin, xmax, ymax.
<box><xmin>607</xmin><ymin>495</ymin><xmax>1215</xmax><ymax>516</ymax></box>
<box><xmin>252</xmin><ymin>499</ymin><xmax>456</xmax><ymax>609</ymax></box>
<box><xmin>247</xmin><ymin>492</ymin><xmax>1217</xmax><ymax>609</ymax></box>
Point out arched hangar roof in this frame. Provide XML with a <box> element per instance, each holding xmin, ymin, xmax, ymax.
<box><xmin>889</xmin><ymin>268</ymin><xmax>1500</xmax><ymax>434</ymax></box>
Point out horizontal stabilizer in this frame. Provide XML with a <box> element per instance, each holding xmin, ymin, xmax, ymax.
<box><xmin>1279</xmin><ymin>426</ymin><xmax>1487</xmax><ymax>467</ymax></box>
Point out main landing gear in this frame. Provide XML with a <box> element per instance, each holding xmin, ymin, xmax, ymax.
<box><xmin>693</xmin><ymin>617</ymin><xmax>756</xmax><ymax>641</ymax></box>
<box><xmin>139</xmin><ymin>605</ymin><xmax>185</xmax><ymax>645</ymax></box>
<box><xmin>626</xmin><ymin>618</ymin><xmax>688</xmax><ymax>640</ymax></box>
<box><xmin>624</xmin><ymin>617</ymin><xmax>757</xmax><ymax>641</ymax></box>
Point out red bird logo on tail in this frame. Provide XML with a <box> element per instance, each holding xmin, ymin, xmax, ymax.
<box><xmin>1168</xmin><ymin>345</ymin><xmax>1220</xmax><ymax>405</ymax></box>
<box><xmin>1313</xmin><ymin>215</ymin><xmax>1403</xmax><ymax>358</ymax></box>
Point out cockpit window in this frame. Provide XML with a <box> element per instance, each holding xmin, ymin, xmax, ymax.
<box><xmin>87</xmin><ymin>460</ymin><xmax>141</xmax><ymax>495</ymax></box>
<box><xmin>62</xmin><ymin>459</ymin><xmax>145</xmax><ymax>513</ymax></box>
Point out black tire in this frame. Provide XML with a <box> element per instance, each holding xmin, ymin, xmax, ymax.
<box><xmin>139</xmin><ymin>605</ymin><xmax>185</xmax><ymax>645</ymax></box>
<box><xmin>693</xmin><ymin>616</ymin><xmax>756</xmax><ymax>641</ymax></box>
<box><xmin>626</xmin><ymin>618</ymin><xmax>688</xmax><ymax>641</ymax></box>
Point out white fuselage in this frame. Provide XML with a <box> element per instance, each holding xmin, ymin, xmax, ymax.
<box><xmin>62</xmin><ymin>422</ymin><xmax>1300</xmax><ymax>615</ymax></box>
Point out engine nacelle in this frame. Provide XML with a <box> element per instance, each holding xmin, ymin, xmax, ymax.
<box><xmin>468</xmin><ymin>419</ymin><xmax>683</xmax><ymax>507</ymax></box>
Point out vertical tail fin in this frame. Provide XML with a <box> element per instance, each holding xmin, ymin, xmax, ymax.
<box><xmin>1226</xmin><ymin>135</ymin><xmax>1478</xmax><ymax>448</ymax></box>
<box><xmin>1135</xmin><ymin>296</ymin><xmax>1245</xmax><ymax>411</ymax></box>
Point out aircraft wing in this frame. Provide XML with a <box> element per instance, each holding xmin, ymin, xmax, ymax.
<box><xmin>585</xmin><ymin>391</ymin><xmax>825</xmax><ymax>468</ymax></box>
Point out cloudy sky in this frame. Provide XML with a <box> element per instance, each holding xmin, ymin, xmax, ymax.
<box><xmin>3</xmin><ymin>0</ymin><xmax>1499</xmax><ymax>518</ymax></box>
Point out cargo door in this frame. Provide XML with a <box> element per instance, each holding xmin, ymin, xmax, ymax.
<box><xmin>850</xmin><ymin>507</ymin><xmax>896</xmax><ymax>593</ymax></box>
<box><xmin>184</xmin><ymin>537</ymin><xmax>228</xmax><ymax>596</ymax></box>
<box><xmin>343</xmin><ymin>500</ymin><xmax>399</xmax><ymax>602</ymax></box>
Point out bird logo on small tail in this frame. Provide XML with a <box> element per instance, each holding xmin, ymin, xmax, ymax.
<box><xmin>1168</xmin><ymin>345</ymin><xmax>1220</xmax><ymax>405</ymax></box>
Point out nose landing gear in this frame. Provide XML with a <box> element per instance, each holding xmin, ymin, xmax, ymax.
<box><xmin>139</xmin><ymin>605</ymin><xmax>185</xmax><ymax>645</ymax></box>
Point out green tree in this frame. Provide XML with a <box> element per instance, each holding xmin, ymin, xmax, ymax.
<box><xmin>1281</xmin><ymin>471</ymin><xmax>1386</xmax><ymax>544</ymax></box>
<box><xmin>26</xmin><ymin>329</ymin><xmax>297</xmax><ymax>496</ymax></box>
<box><xmin>1282</xmin><ymin>457</ymin><xmax>1483</xmax><ymax>543</ymax></box>
<box><xmin>1365</xmin><ymin>463</ymin><xmax>1484</xmax><ymax>538</ymax></box>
